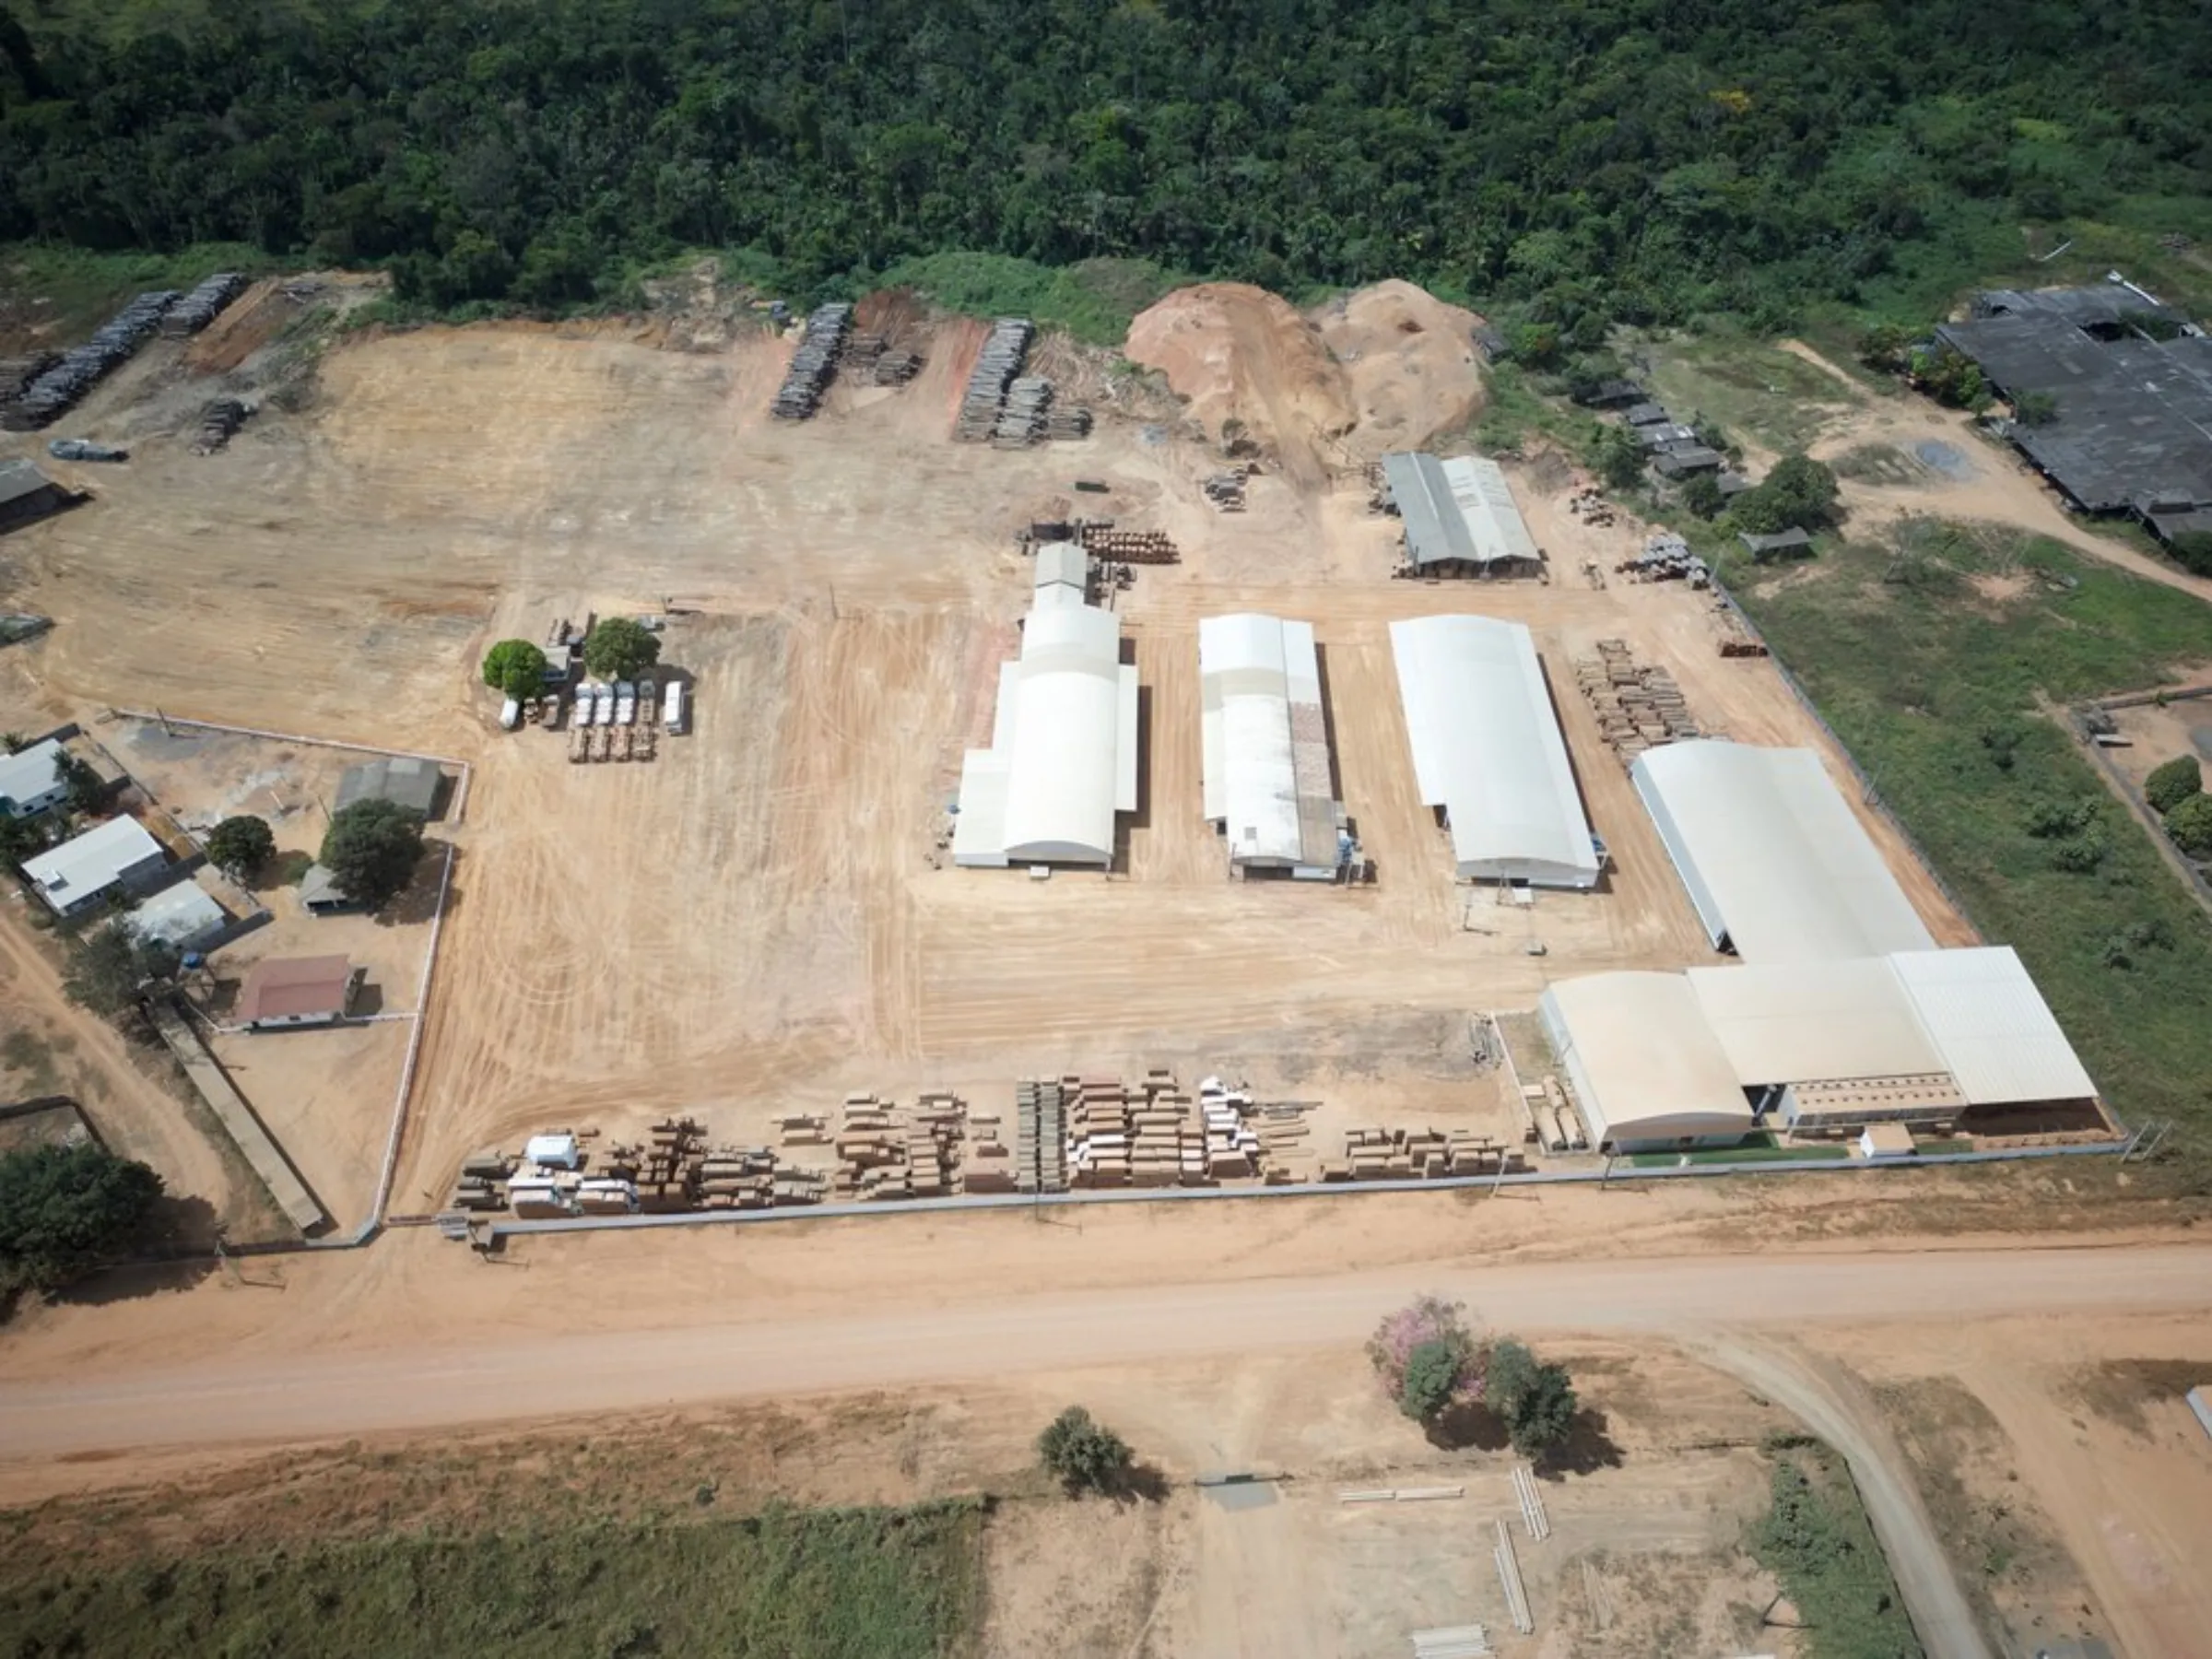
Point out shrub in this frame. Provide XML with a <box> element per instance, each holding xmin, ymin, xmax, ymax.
<box><xmin>1733</xmin><ymin>453</ymin><xmax>1840</xmax><ymax>534</ymax></box>
<box><xmin>1369</xmin><ymin>1295</ymin><xmax>1486</xmax><ymax>1422</ymax></box>
<box><xmin>1486</xmin><ymin>1337</ymin><xmax>1580</xmax><ymax>1459</ymax></box>
<box><xmin>2047</xmin><ymin>834</ymin><xmax>2107</xmax><ymax>874</ymax></box>
<box><xmin>1037</xmin><ymin>1406</ymin><xmax>1133</xmax><ymax>1495</ymax></box>
<box><xmin>2144</xmin><ymin>754</ymin><xmax>2202</xmax><ymax>816</ymax></box>
<box><xmin>2165</xmin><ymin>792</ymin><xmax>2212</xmax><ymax>856</ymax></box>
<box><xmin>319</xmin><ymin>797</ymin><xmax>425</xmax><ymax>910</ymax></box>
<box><xmin>2021</xmin><ymin>795</ymin><xmax>2096</xmax><ymax>839</ymax></box>
<box><xmin>0</xmin><ymin>1143</ymin><xmax>164</xmax><ymax>1295</ymax></box>
<box><xmin>2170</xmin><ymin>531</ymin><xmax>2212</xmax><ymax>577</ymax></box>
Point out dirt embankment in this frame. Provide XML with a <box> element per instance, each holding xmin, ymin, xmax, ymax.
<box><xmin>1311</xmin><ymin>278</ymin><xmax>1487</xmax><ymax>460</ymax></box>
<box><xmin>1124</xmin><ymin>282</ymin><xmax>1358</xmax><ymax>486</ymax></box>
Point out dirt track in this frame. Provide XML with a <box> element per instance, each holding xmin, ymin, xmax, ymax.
<box><xmin>4</xmin><ymin>1243</ymin><xmax>2204</xmax><ymax>1464</ymax></box>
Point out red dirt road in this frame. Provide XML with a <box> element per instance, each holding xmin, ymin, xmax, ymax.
<box><xmin>6</xmin><ymin>1244</ymin><xmax>2206</xmax><ymax>1464</ymax></box>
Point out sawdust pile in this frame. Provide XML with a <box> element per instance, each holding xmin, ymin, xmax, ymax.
<box><xmin>1124</xmin><ymin>282</ymin><xmax>1356</xmax><ymax>484</ymax></box>
<box><xmin>1311</xmin><ymin>280</ymin><xmax>1487</xmax><ymax>460</ymax></box>
<box><xmin>1124</xmin><ymin>279</ymin><xmax>1485</xmax><ymax>479</ymax></box>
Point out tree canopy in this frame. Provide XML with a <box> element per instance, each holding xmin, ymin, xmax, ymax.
<box><xmin>63</xmin><ymin>924</ymin><xmax>181</xmax><ymax>1023</ymax></box>
<box><xmin>2164</xmin><ymin>792</ymin><xmax>2212</xmax><ymax>856</ymax></box>
<box><xmin>1</xmin><ymin>2</ymin><xmax>2206</xmax><ymax>333</ymax></box>
<box><xmin>0</xmin><ymin>1142</ymin><xmax>164</xmax><ymax>1296</ymax></box>
<box><xmin>482</xmin><ymin>639</ymin><xmax>548</xmax><ymax>702</ymax></box>
<box><xmin>1734</xmin><ymin>453</ymin><xmax>1840</xmax><ymax>534</ymax></box>
<box><xmin>1486</xmin><ymin>1337</ymin><xmax>1581</xmax><ymax>1460</ymax></box>
<box><xmin>1369</xmin><ymin>1294</ymin><xmax>1486</xmax><ymax>1423</ymax></box>
<box><xmin>584</xmin><ymin>618</ymin><xmax>661</xmax><ymax>683</ymax></box>
<box><xmin>2145</xmin><ymin>755</ymin><xmax>2202</xmax><ymax>817</ymax></box>
<box><xmin>318</xmin><ymin>797</ymin><xmax>424</xmax><ymax>910</ymax></box>
<box><xmin>204</xmin><ymin>814</ymin><xmax>276</xmax><ymax>881</ymax></box>
<box><xmin>1037</xmin><ymin>1406</ymin><xmax>1133</xmax><ymax>1495</ymax></box>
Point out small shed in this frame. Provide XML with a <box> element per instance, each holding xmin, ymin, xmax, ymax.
<box><xmin>1715</xmin><ymin>469</ymin><xmax>1755</xmax><ymax>498</ymax></box>
<box><xmin>130</xmin><ymin>880</ymin><xmax>229</xmax><ymax>951</ymax></box>
<box><xmin>1653</xmin><ymin>446</ymin><xmax>1724</xmax><ymax>477</ymax></box>
<box><xmin>1740</xmin><ymin>528</ymin><xmax>1814</xmax><ymax>561</ymax></box>
<box><xmin>334</xmin><ymin>756</ymin><xmax>443</xmax><ymax>819</ymax></box>
<box><xmin>299</xmin><ymin>863</ymin><xmax>356</xmax><ymax>914</ymax></box>
<box><xmin>1857</xmin><ymin>1124</ymin><xmax>1916</xmax><ymax>1161</ymax></box>
<box><xmin>1573</xmin><ymin>379</ymin><xmax>1643</xmax><ymax>409</ymax></box>
<box><xmin>0</xmin><ymin>738</ymin><xmax>69</xmax><ymax>819</ymax></box>
<box><xmin>1623</xmin><ymin>402</ymin><xmax>1673</xmax><ymax>428</ymax></box>
<box><xmin>0</xmin><ymin>459</ymin><xmax>71</xmax><ymax>535</ymax></box>
<box><xmin>236</xmin><ymin>955</ymin><xmax>360</xmax><ymax>1030</ymax></box>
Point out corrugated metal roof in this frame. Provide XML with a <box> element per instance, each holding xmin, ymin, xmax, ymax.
<box><xmin>1391</xmin><ymin>616</ymin><xmax>1597</xmax><ymax>887</ymax></box>
<box><xmin>1886</xmin><ymin>947</ymin><xmax>2098</xmax><ymax>1105</ymax></box>
<box><xmin>1382</xmin><ymin>453</ymin><xmax>1476</xmax><ymax>566</ymax></box>
<box><xmin>1199</xmin><ymin>614</ymin><xmax>1336</xmax><ymax>867</ymax></box>
<box><xmin>1539</xmin><ymin>973</ymin><xmax>1755</xmax><ymax>1143</ymax></box>
<box><xmin>1440</xmin><ymin>455</ymin><xmax>1539</xmax><ymax>565</ymax></box>
<box><xmin>22</xmin><ymin>816</ymin><xmax>164</xmax><ymax>904</ymax></box>
<box><xmin>0</xmin><ymin>458</ymin><xmax>58</xmax><ymax>509</ymax></box>
<box><xmin>238</xmin><ymin>954</ymin><xmax>356</xmax><ymax>1022</ymax></box>
<box><xmin>0</xmin><ymin>738</ymin><xmax>66</xmax><ymax>812</ymax></box>
<box><xmin>1633</xmin><ymin>742</ymin><xmax>1935</xmax><ymax>963</ymax></box>
<box><xmin>130</xmin><ymin>880</ymin><xmax>228</xmax><ymax>948</ymax></box>
<box><xmin>1688</xmin><ymin>957</ymin><xmax>1947</xmax><ymax>1085</ymax></box>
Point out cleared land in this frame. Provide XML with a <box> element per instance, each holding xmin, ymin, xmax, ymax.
<box><xmin>0</xmin><ymin>303</ymin><xmax>1970</xmax><ymax>1224</ymax></box>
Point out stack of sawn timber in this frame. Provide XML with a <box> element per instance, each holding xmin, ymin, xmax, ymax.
<box><xmin>830</xmin><ymin>1091</ymin><xmax>963</xmax><ymax>1201</ymax></box>
<box><xmin>1079</xmin><ymin>525</ymin><xmax>1179</xmax><ymax>564</ymax></box>
<box><xmin>771</xmin><ymin>302</ymin><xmax>853</xmax><ymax>420</ymax></box>
<box><xmin>1572</xmin><ymin>639</ymin><xmax>1698</xmax><ymax>767</ymax></box>
<box><xmin>1014</xmin><ymin>1077</ymin><xmax>1068</xmax><ymax>1194</ymax></box>
<box><xmin>3</xmin><ymin>291</ymin><xmax>180</xmax><ymax>429</ymax></box>
<box><xmin>1320</xmin><ymin>1125</ymin><xmax>1504</xmax><ymax>1183</ymax></box>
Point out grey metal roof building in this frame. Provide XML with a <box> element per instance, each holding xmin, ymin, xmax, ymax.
<box><xmin>1382</xmin><ymin>453</ymin><xmax>1541</xmax><ymax>576</ymax></box>
<box><xmin>1740</xmin><ymin>528</ymin><xmax>1814</xmax><ymax>559</ymax></box>
<box><xmin>1935</xmin><ymin>285</ymin><xmax>2212</xmax><ymax>529</ymax></box>
<box><xmin>0</xmin><ymin>458</ymin><xmax>69</xmax><ymax>534</ymax></box>
<box><xmin>335</xmin><ymin>756</ymin><xmax>443</xmax><ymax>818</ymax></box>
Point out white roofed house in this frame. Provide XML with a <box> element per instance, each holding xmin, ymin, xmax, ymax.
<box><xmin>20</xmin><ymin>817</ymin><xmax>170</xmax><ymax>917</ymax></box>
<box><xmin>1199</xmin><ymin>614</ymin><xmax>1345</xmax><ymax>878</ymax></box>
<box><xmin>0</xmin><ymin>738</ymin><xmax>69</xmax><ymax>819</ymax></box>
<box><xmin>1390</xmin><ymin>615</ymin><xmax>1599</xmax><ymax>888</ymax></box>
<box><xmin>953</xmin><ymin>592</ymin><xmax>1139</xmax><ymax>868</ymax></box>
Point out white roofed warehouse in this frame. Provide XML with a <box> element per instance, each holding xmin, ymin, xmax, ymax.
<box><xmin>1382</xmin><ymin>453</ymin><xmax>1542</xmax><ymax>579</ymax></box>
<box><xmin>1390</xmin><ymin>615</ymin><xmax>1599</xmax><ymax>888</ymax></box>
<box><xmin>1632</xmin><ymin>740</ymin><xmax>1935</xmax><ymax>962</ymax></box>
<box><xmin>953</xmin><ymin>592</ymin><xmax>1139</xmax><ymax>868</ymax></box>
<box><xmin>1538</xmin><ymin>973</ymin><xmax>1757</xmax><ymax>1153</ymax></box>
<box><xmin>1199</xmin><ymin>614</ymin><xmax>1346</xmax><ymax>878</ymax></box>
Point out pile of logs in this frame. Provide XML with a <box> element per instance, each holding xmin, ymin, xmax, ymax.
<box><xmin>1715</xmin><ymin>607</ymin><xmax>1770</xmax><ymax>658</ymax></box>
<box><xmin>1566</xmin><ymin>487</ymin><xmax>1616</xmax><ymax>527</ymax></box>
<box><xmin>1617</xmin><ymin>531</ymin><xmax>1708</xmax><ymax>585</ymax></box>
<box><xmin>194</xmin><ymin>397</ymin><xmax>252</xmax><ymax>454</ymax></box>
<box><xmin>1573</xmin><ymin>641</ymin><xmax>1699</xmax><ymax>767</ymax></box>
<box><xmin>0</xmin><ymin>353</ymin><xmax>55</xmax><ymax>422</ymax></box>
<box><xmin>1079</xmin><ymin>525</ymin><xmax>1179</xmax><ymax>564</ymax></box>
<box><xmin>956</xmin><ymin>317</ymin><xmax>1034</xmax><ymax>440</ymax></box>
<box><xmin>872</xmin><ymin>347</ymin><xmax>924</xmax><ymax>385</ymax></box>
<box><xmin>161</xmin><ymin>273</ymin><xmax>248</xmax><ymax>338</ymax></box>
<box><xmin>3</xmin><ymin>291</ymin><xmax>179</xmax><ymax>429</ymax></box>
<box><xmin>994</xmin><ymin>375</ymin><xmax>1053</xmax><ymax>446</ymax></box>
<box><xmin>770</xmin><ymin>302</ymin><xmax>853</xmax><ymax>420</ymax></box>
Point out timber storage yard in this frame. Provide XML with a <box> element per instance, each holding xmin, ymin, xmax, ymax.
<box><xmin>0</xmin><ymin>279</ymin><xmax>2122</xmax><ymax>1243</ymax></box>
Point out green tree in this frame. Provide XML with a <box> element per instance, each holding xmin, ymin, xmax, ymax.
<box><xmin>583</xmin><ymin>618</ymin><xmax>661</xmax><ymax>682</ymax></box>
<box><xmin>318</xmin><ymin>798</ymin><xmax>425</xmax><ymax>911</ymax></box>
<box><xmin>2165</xmin><ymin>792</ymin><xmax>2212</xmax><ymax>856</ymax></box>
<box><xmin>481</xmin><ymin>639</ymin><xmax>549</xmax><ymax>702</ymax></box>
<box><xmin>204</xmin><ymin>815</ymin><xmax>276</xmax><ymax>881</ymax></box>
<box><xmin>1592</xmin><ymin>423</ymin><xmax>1645</xmax><ymax>492</ymax></box>
<box><xmin>0</xmin><ymin>1142</ymin><xmax>164</xmax><ymax>1296</ymax></box>
<box><xmin>1400</xmin><ymin>1336</ymin><xmax>1466</xmax><ymax>1423</ymax></box>
<box><xmin>56</xmin><ymin>753</ymin><xmax>106</xmax><ymax>815</ymax></box>
<box><xmin>1037</xmin><ymin>1406</ymin><xmax>1133</xmax><ymax>1495</ymax></box>
<box><xmin>1734</xmin><ymin>453</ymin><xmax>1841</xmax><ymax>534</ymax></box>
<box><xmin>1679</xmin><ymin>472</ymin><xmax>1726</xmax><ymax>520</ymax></box>
<box><xmin>1370</xmin><ymin>1295</ymin><xmax>1486</xmax><ymax>1421</ymax></box>
<box><xmin>1486</xmin><ymin>1337</ymin><xmax>1580</xmax><ymax>1460</ymax></box>
<box><xmin>2013</xmin><ymin>389</ymin><xmax>2059</xmax><ymax>426</ymax></box>
<box><xmin>1909</xmin><ymin>345</ymin><xmax>1988</xmax><ymax>410</ymax></box>
<box><xmin>2145</xmin><ymin>755</ymin><xmax>2202</xmax><ymax>816</ymax></box>
<box><xmin>62</xmin><ymin>925</ymin><xmax>181</xmax><ymax>1022</ymax></box>
<box><xmin>1856</xmin><ymin>323</ymin><xmax>1912</xmax><ymax>373</ymax></box>
<box><xmin>0</xmin><ymin>812</ymin><xmax>44</xmax><ymax>868</ymax></box>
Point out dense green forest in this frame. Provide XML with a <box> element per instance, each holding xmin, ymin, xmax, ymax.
<box><xmin>2</xmin><ymin>0</ymin><xmax>2209</xmax><ymax>329</ymax></box>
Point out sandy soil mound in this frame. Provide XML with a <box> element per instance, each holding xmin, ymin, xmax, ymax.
<box><xmin>1124</xmin><ymin>282</ymin><xmax>1356</xmax><ymax>483</ymax></box>
<box><xmin>1312</xmin><ymin>280</ymin><xmax>1487</xmax><ymax>460</ymax></box>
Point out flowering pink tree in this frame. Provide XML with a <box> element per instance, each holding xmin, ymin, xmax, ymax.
<box><xmin>1368</xmin><ymin>1294</ymin><xmax>1488</xmax><ymax>1423</ymax></box>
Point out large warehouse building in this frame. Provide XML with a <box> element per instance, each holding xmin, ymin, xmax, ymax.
<box><xmin>953</xmin><ymin>586</ymin><xmax>1138</xmax><ymax>868</ymax></box>
<box><xmin>1540</xmin><ymin>946</ymin><xmax>2100</xmax><ymax>1150</ymax></box>
<box><xmin>1631</xmin><ymin>740</ymin><xmax>1935</xmax><ymax>962</ymax></box>
<box><xmin>1382</xmin><ymin>453</ymin><xmax>1543</xmax><ymax>578</ymax></box>
<box><xmin>1199</xmin><ymin>613</ymin><xmax>1346</xmax><ymax>878</ymax></box>
<box><xmin>1391</xmin><ymin>615</ymin><xmax>1598</xmax><ymax>888</ymax></box>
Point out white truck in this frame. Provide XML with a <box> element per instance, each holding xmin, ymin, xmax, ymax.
<box><xmin>614</xmin><ymin>680</ymin><xmax>637</xmax><ymax>726</ymax></box>
<box><xmin>663</xmin><ymin>678</ymin><xmax>687</xmax><ymax>734</ymax></box>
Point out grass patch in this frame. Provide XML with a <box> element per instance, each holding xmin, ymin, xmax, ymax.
<box><xmin>878</xmin><ymin>252</ymin><xmax>1186</xmax><ymax>346</ymax></box>
<box><xmin>1721</xmin><ymin>521</ymin><xmax>2212</xmax><ymax>1183</ymax></box>
<box><xmin>1626</xmin><ymin>1141</ymin><xmax>1853</xmax><ymax>1169</ymax></box>
<box><xmin>0</xmin><ymin>1031</ymin><xmax>62</xmax><ymax>1094</ymax></box>
<box><xmin>0</xmin><ymin>1500</ymin><xmax>986</xmax><ymax>1658</ymax></box>
<box><xmin>1749</xmin><ymin>1441</ymin><xmax>1924</xmax><ymax>1659</ymax></box>
<box><xmin>0</xmin><ymin>241</ymin><xmax>283</xmax><ymax>352</ymax></box>
<box><xmin>1636</xmin><ymin>327</ymin><xmax>1866</xmax><ymax>454</ymax></box>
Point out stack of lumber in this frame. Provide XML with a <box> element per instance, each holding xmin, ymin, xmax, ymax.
<box><xmin>194</xmin><ymin>396</ymin><xmax>253</xmax><ymax>453</ymax></box>
<box><xmin>1014</xmin><ymin>1077</ymin><xmax>1068</xmax><ymax>1194</ymax></box>
<box><xmin>1079</xmin><ymin>525</ymin><xmax>1179</xmax><ymax>564</ymax></box>
<box><xmin>1197</xmin><ymin>1076</ymin><xmax>1262</xmax><ymax>1181</ymax></box>
<box><xmin>770</xmin><ymin>302</ymin><xmax>853</xmax><ymax>420</ymax></box>
<box><xmin>993</xmin><ymin>375</ymin><xmax>1053</xmax><ymax>446</ymax></box>
<box><xmin>831</xmin><ymin>1090</ymin><xmax>965</xmax><ymax>1201</ymax></box>
<box><xmin>1335</xmin><ymin>1124</ymin><xmax>1495</xmax><ymax>1181</ymax></box>
<box><xmin>956</xmin><ymin>317</ymin><xmax>1033</xmax><ymax>440</ymax></box>
<box><xmin>1572</xmin><ymin>640</ymin><xmax>1699</xmax><ymax>767</ymax></box>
